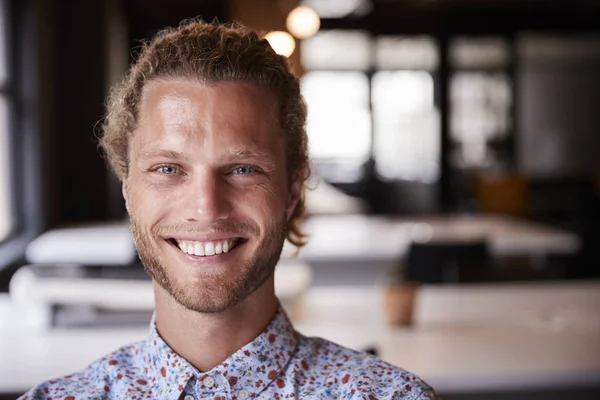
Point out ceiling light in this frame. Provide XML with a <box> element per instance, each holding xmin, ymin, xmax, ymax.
<box><xmin>302</xmin><ymin>0</ymin><xmax>372</xmax><ymax>19</ymax></box>
<box><xmin>264</xmin><ymin>31</ymin><xmax>296</xmax><ymax>57</ymax></box>
<box><xmin>286</xmin><ymin>6</ymin><xmax>321</xmax><ymax>39</ymax></box>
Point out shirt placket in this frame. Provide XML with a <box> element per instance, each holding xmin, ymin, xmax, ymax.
<box><xmin>226</xmin><ymin>372</ymin><xmax>253</xmax><ymax>400</ymax></box>
<box><xmin>185</xmin><ymin>373</ymin><xmax>230</xmax><ymax>400</ymax></box>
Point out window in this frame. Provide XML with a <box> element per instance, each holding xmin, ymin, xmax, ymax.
<box><xmin>450</xmin><ymin>37</ymin><xmax>510</xmax><ymax>70</ymax></box>
<box><xmin>372</xmin><ymin>71</ymin><xmax>440</xmax><ymax>183</ymax></box>
<box><xmin>449</xmin><ymin>36</ymin><xmax>513</xmax><ymax>169</ymax></box>
<box><xmin>301</xmin><ymin>30</ymin><xmax>372</xmax><ymax>183</ymax></box>
<box><xmin>301</xmin><ymin>32</ymin><xmax>443</xmax><ymax>184</ymax></box>
<box><xmin>0</xmin><ymin>0</ymin><xmax>12</xmax><ymax>243</ymax></box>
<box><xmin>372</xmin><ymin>36</ymin><xmax>440</xmax><ymax>183</ymax></box>
<box><xmin>0</xmin><ymin>100</ymin><xmax>11</xmax><ymax>242</ymax></box>
<box><xmin>450</xmin><ymin>72</ymin><xmax>511</xmax><ymax>168</ymax></box>
<box><xmin>302</xmin><ymin>71</ymin><xmax>371</xmax><ymax>161</ymax></box>
<box><xmin>301</xmin><ymin>30</ymin><xmax>371</xmax><ymax>70</ymax></box>
<box><xmin>375</xmin><ymin>35</ymin><xmax>438</xmax><ymax>71</ymax></box>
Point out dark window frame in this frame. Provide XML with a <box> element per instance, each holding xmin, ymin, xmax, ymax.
<box><xmin>0</xmin><ymin>0</ymin><xmax>43</xmax><ymax>276</ymax></box>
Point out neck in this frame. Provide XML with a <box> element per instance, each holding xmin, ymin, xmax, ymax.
<box><xmin>153</xmin><ymin>275</ymin><xmax>277</xmax><ymax>372</ymax></box>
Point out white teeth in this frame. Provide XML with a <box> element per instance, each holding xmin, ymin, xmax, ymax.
<box><xmin>204</xmin><ymin>242</ymin><xmax>215</xmax><ymax>256</ymax></box>
<box><xmin>194</xmin><ymin>243</ymin><xmax>204</xmax><ymax>256</ymax></box>
<box><xmin>175</xmin><ymin>239</ymin><xmax>239</xmax><ymax>257</ymax></box>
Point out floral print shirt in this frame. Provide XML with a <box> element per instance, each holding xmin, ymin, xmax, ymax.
<box><xmin>19</xmin><ymin>306</ymin><xmax>437</xmax><ymax>400</ymax></box>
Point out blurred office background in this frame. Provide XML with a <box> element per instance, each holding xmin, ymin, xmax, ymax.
<box><xmin>0</xmin><ymin>0</ymin><xmax>599</xmax><ymax>399</ymax></box>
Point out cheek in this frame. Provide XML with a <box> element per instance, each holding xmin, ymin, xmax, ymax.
<box><xmin>247</xmin><ymin>184</ymin><xmax>287</xmax><ymax>219</ymax></box>
<box><xmin>129</xmin><ymin>180</ymin><xmax>175</xmax><ymax>222</ymax></box>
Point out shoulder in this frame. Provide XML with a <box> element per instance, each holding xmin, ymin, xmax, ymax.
<box><xmin>18</xmin><ymin>340</ymin><xmax>147</xmax><ymax>400</ymax></box>
<box><xmin>295</xmin><ymin>335</ymin><xmax>438</xmax><ymax>399</ymax></box>
<box><xmin>18</xmin><ymin>368</ymin><xmax>109</xmax><ymax>400</ymax></box>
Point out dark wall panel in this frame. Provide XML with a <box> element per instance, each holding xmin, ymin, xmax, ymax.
<box><xmin>54</xmin><ymin>0</ymin><xmax>109</xmax><ymax>222</ymax></box>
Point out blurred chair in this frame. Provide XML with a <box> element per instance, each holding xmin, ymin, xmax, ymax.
<box><xmin>473</xmin><ymin>172</ymin><xmax>528</xmax><ymax>217</ymax></box>
<box><xmin>570</xmin><ymin>175</ymin><xmax>600</xmax><ymax>279</ymax></box>
<box><xmin>405</xmin><ymin>240</ymin><xmax>492</xmax><ymax>284</ymax></box>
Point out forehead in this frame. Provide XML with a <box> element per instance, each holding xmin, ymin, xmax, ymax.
<box><xmin>134</xmin><ymin>79</ymin><xmax>281</xmax><ymax>150</ymax></box>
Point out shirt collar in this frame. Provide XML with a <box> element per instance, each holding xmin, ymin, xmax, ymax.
<box><xmin>143</xmin><ymin>304</ymin><xmax>299</xmax><ymax>399</ymax></box>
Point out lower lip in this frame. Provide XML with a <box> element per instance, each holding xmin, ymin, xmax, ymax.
<box><xmin>167</xmin><ymin>239</ymin><xmax>246</xmax><ymax>266</ymax></box>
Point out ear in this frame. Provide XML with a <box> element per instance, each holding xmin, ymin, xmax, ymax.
<box><xmin>286</xmin><ymin>168</ymin><xmax>307</xmax><ymax>221</ymax></box>
<box><xmin>122</xmin><ymin>182</ymin><xmax>130</xmax><ymax>213</ymax></box>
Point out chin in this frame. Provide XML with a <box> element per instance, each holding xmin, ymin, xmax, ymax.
<box><xmin>139</xmin><ymin>226</ymin><xmax>282</xmax><ymax>313</ymax></box>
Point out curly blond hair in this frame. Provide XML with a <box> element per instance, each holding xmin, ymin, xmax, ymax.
<box><xmin>99</xmin><ymin>20</ymin><xmax>309</xmax><ymax>249</ymax></box>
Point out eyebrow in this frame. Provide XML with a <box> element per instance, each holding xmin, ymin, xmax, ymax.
<box><xmin>137</xmin><ymin>147</ymin><xmax>277</xmax><ymax>168</ymax></box>
<box><xmin>138</xmin><ymin>148</ymin><xmax>189</xmax><ymax>162</ymax></box>
<box><xmin>228</xmin><ymin>148</ymin><xmax>277</xmax><ymax>167</ymax></box>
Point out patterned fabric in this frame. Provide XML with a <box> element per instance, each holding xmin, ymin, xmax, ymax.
<box><xmin>19</xmin><ymin>306</ymin><xmax>437</xmax><ymax>400</ymax></box>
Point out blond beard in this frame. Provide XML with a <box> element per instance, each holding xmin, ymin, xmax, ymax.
<box><xmin>129</xmin><ymin>214</ymin><xmax>286</xmax><ymax>313</ymax></box>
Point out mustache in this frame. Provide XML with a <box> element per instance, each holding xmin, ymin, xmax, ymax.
<box><xmin>151</xmin><ymin>219</ymin><xmax>261</xmax><ymax>238</ymax></box>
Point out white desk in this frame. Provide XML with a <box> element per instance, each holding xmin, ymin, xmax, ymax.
<box><xmin>2</xmin><ymin>280</ymin><xmax>599</xmax><ymax>395</ymax></box>
<box><xmin>283</xmin><ymin>214</ymin><xmax>580</xmax><ymax>263</ymax></box>
<box><xmin>0</xmin><ymin>296</ymin><xmax>148</xmax><ymax>394</ymax></box>
<box><xmin>295</xmin><ymin>282</ymin><xmax>600</xmax><ymax>393</ymax></box>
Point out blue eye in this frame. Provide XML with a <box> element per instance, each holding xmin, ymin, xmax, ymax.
<box><xmin>156</xmin><ymin>165</ymin><xmax>178</xmax><ymax>175</ymax></box>
<box><xmin>233</xmin><ymin>166</ymin><xmax>255</xmax><ymax>175</ymax></box>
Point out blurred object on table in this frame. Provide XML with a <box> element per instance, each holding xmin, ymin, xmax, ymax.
<box><xmin>473</xmin><ymin>172</ymin><xmax>528</xmax><ymax>217</ymax></box>
<box><xmin>381</xmin><ymin>281</ymin><xmax>419</xmax><ymax>327</ymax></box>
<box><xmin>405</xmin><ymin>240</ymin><xmax>492</xmax><ymax>284</ymax></box>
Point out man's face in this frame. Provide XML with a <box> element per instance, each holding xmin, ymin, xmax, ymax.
<box><xmin>125</xmin><ymin>79</ymin><xmax>301</xmax><ymax>313</ymax></box>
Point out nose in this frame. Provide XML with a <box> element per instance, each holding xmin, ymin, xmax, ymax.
<box><xmin>182</xmin><ymin>169</ymin><xmax>233</xmax><ymax>222</ymax></box>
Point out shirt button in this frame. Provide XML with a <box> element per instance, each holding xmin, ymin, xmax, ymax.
<box><xmin>238</xmin><ymin>389</ymin><xmax>249</xmax><ymax>399</ymax></box>
<box><xmin>184</xmin><ymin>395</ymin><xmax>194</xmax><ymax>400</ymax></box>
<box><xmin>203</xmin><ymin>376</ymin><xmax>215</xmax><ymax>388</ymax></box>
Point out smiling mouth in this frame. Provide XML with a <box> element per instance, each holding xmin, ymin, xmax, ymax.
<box><xmin>167</xmin><ymin>238</ymin><xmax>246</xmax><ymax>257</ymax></box>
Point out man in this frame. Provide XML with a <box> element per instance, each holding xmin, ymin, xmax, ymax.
<box><xmin>21</xmin><ymin>20</ymin><xmax>436</xmax><ymax>399</ymax></box>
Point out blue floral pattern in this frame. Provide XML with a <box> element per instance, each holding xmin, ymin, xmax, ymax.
<box><xmin>20</xmin><ymin>306</ymin><xmax>437</xmax><ymax>399</ymax></box>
